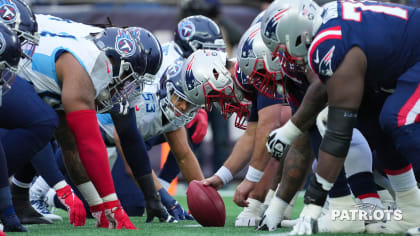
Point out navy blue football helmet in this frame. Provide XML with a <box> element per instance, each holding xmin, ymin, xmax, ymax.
<box><xmin>174</xmin><ymin>15</ymin><xmax>225</xmax><ymax>58</ymax></box>
<box><xmin>126</xmin><ymin>26</ymin><xmax>163</xmax><ymax>83</ymax></box>
<box><xmin>0</xmin><ymin>0</ymin><xmax>38</xmax><ymax>60</ymax></box>
<box><xmin>159</xmin><ymin>60</ymin><xmax>199</xmax><ymax>127</ymax></box>
<box><xmin>0</xmin><ymin>22</ymin><xmax>21</xmax><ymax>95</ymax></box>
<box><xmin>93</xmin><ymin>27</ymin><xmax>147</xmax><ymax>112</ymax></box>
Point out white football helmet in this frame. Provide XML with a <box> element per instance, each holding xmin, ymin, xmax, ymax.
<box><xmin>260</xmin><ymin>0</ymin><xmax>322</xmax><ymax>72</ymax></box>
<box><xmin>237</xmin><ymin>22</ymin><xmax>286</xmax><ymax>100</ymax></box>
<box><xmin>181</xmin><ymin>49</ymin><xmax>250</xmax><ymax>129</ymax></box>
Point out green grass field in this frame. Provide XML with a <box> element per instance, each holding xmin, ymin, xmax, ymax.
<box><xmin>6</xmin><ymin>194</ymin><xmax>406</xmax><ymax>236</ymax></box>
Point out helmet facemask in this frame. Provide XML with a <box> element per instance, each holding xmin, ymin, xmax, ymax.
<box><xmin>274</xmin><ymin>44</ymin><xmax>307</xmax><ymax>73</ymax></box>
<box><xmin>248</xmin><ymin>57</ymin><xmax>286</xmax><ymax>100</ymax></box>
<box><xmin>161</xmin><ymin>81</ymin><xmax>199</xmax><ymax>127</ymax></box>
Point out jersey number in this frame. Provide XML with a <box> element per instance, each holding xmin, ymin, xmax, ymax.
<box><xmin>142</xmin><ymin>93</ymin><xmax>156</xmax><ymax>112</ymax></box>
<box><xmin>341</xmin><ymin>1</ymin><xmax>408</xmax><ymax>22</ymax></box>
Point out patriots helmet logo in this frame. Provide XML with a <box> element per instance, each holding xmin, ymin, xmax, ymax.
<box><xmin>241</xmin><ymin>37</ymin><xmax>256</xmax><ymax>59</ymax></box>
<box><xmin>0</xmin><ymin>0</ymin><xmax>17</xmax><ymax>24</ymax></box>
<box><xmin>319</xmin><ymin>46</ymin><xmax>335</xmax><ymax>77</ymax></box>
<box><xmin>178</xmin><ymin>19</ymin><xmax>195</xmax><ymax>40</ymax></box>
<box><xmin>185</xmin><ymin>56</ymin><xmax>201</xmax><ymax>91</ymax></box>
<box><xmin>115</xmin><ymin>29</ymin><xmax>136</xmax><ymax>57</ymax></box>
<box><xmin>264</xmin><ymin>16</ymin><xmax>278</xmax><ymax>41</ymax></box>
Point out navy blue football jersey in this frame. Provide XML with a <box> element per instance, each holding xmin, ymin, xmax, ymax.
<box><xmin>309</xmin><ymin>1</ymin><xmax>420</xmax><ymax>91</ymax></box>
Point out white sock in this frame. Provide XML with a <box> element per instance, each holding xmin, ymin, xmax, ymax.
<box><xmin>264</xmin><ymin>189</ymin><xmax>275</xmax><ymax>205</ymax></box>
<box><xmin>386</xmin><ymin>165</ymin><xmax>417</xmax><ymax>192</ymax></box>
<box><xmin>30</xmin><ymin>176</ymin><xmax>51</xmax><ymax>201</ymax></box>
<box><xmin>102</xmin><ymin>193</ymin><xmax>118</xmax><ymax>203</ymax></box>
<box><xmin>46</xmin><ymin>188</ymin><xmax>56</xmax><ymax>208</ymax></box>
<box><xmin>76</xmin><ymin>181</ymin><xmax>103</xmax><ymax>206</ymax></box>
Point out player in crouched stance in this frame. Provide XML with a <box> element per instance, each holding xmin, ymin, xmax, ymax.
<box><xmin>260</xmin><ymin>0</ymin><xmax>420</xmax><ymax>234</ymax></box>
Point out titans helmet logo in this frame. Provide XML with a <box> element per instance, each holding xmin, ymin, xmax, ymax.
<box><xmin>167</xmin><ymin>63</ymin><xmax>182</xmax><ymax>78</ymax></box>
<box><xmin>178</xmin><ymin>19</ymin><xmax>195</xmax><ymax>40</ymax></box>
<box><xmin>0</xmin><ymin>0</ymin><xmax>17</xmax><ymax>24</ymax></box>
<box><xmin>115</xmin><ymin>29</ymin><xmax>136</xmax><ymax>57</ymax></box>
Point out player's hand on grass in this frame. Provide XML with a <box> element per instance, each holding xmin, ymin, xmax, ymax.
<box><xmin>233</xmin><ymin>179</ymin><xmax>256</xmax><ymax>207</ymax></box>
<box><xmin>145</xmin><ymin>196</ymin><xmax>177</xmax><ymax>223</ymax></box>
<box><xmin>202</xmin><ymin>175</ymin><xmax>224</xmax><ymax>190</ymax></box>
<box><xmin>289</xmin><ymin>204</ymin><xmax>322</xmax><ymax>235</ymax></box>
<box><xmin>56</xmin><ymin>185</ymin><xmax>86</xmax><ymax>227</ymax></box>
<box><xmin>158</xmin><ymin>188</ymin><xmax>193</xmax><ymax>221</ymax></box>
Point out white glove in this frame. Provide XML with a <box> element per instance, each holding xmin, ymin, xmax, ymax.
<box><xmin>290</xmin><ymin>216</ymin><xmax>317</xmax><ymax>235</ymax></box>
<box><xmin>289</xmin><ymin>204</ymin><xmax>322</xmax><ymax>235</ymax></box>
<box><xmin>316</xmin><ymin>107</ymin><xmax>328</xmax><ymax>137</ymax></box>
<box><xmin>266</xmin><ymin>120</ymin><xmax>302</xmax><ymax>159</ymax></box>
<box><xmin>256</xmin><ymin>196</ymin><xmax>288</xmax><ymax>231</ymax></box>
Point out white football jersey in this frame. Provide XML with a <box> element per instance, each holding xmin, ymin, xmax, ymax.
<box><xmin>97</xmin><ymin>77</ymin><xmax>180</xmax><ymax>143</ymax></box>
<box><xmin>155</xmin><ymin>41</ymin><xmax>184</xmax><ymax>81</ymax></box>
<box><xmin>18</xmin><ymin>14</ymin><xmax>112</xmax><ymax>110</ymax></box>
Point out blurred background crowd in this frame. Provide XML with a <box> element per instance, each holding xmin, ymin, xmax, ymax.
<box><xmin>25</xmin><ymin>0</ymin><xmax>420</xmax><ymax>180</ymax></box>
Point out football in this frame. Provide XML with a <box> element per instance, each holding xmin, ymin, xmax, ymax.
<box><xmin>186</xmin><ymin>180</ymin><xmax>226</xmax><ymax>227</ymax></box>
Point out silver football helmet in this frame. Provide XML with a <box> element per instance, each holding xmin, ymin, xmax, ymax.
<box><xmin>237</xmin><ymin>22</ymin><xmax>286</xmax><ymax>100</ymax></box>
<box><xmin>181</xmin><ymin>49</ymin><xmax>250</xmax><ymax>129</ymax></box>
<box><xmin>260</xmin><ymin>0</ymin><xmax>322</xmax><ymax>72</ymax></box>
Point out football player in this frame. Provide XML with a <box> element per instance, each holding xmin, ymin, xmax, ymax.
<box><xmin>260</xmin><ymin>0</ymin><xmax>420</xmax><ymax>234</ymax></box>
<box><xmin>17</xmin><ymin>15</ymin><xmax>144</xmax><ymax>229</ymax></box>
<box><xmin>233</xmin><ymin>22</ymin><xmax>381</xmax><ymax>233</ymax></box>
<box><xmin>179</xmin><ymin>49</ymin><xmax>291</xmax><ymax>224</ymax></box>
<box><xmin>0</xmin><ymin>22</ymin><xmax>30</xmax><ymax>233</ymax></box>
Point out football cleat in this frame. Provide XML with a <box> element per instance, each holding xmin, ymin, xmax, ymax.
<box><xmin>31</xmin><ymin>199</ymin><xmax>62</xmax><ymax>222</ymax></box>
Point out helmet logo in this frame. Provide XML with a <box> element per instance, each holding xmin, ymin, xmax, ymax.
<box><xmin>167</xmin><ymin>63</ymin><xmax>181</xmax><ymax>78</ymax></box>
<box><xmin>241</xmin><ymin>27</ymin><xmax>260</xmax><ymax>59</ymax></box>
<box><xmin>178</xmin><ymin>19</ymin><xmax>195</xmax><ymax>40</ymax></box>
<box><xmin>185</xmin><ymin>55</ymin><xmax>201</xmax><ymax>91</ymax></box>
<box><xmin>115</xmin><ymin>29</ymin><xmax>136</xmax><ymax>57</ymax></box>
<box><xmin>0</xmin><ymin>0</ymin><xmax>17</xmax><ymax>24</ymax></box>
<box><xmin>264</xmin><ymin>7</ymin><xmax>290</xmax><ymax>41</ymax></box>
<box><xmin>0</xmin><ymin>32</ymin><xmax>6</xmax><ymax>55</ymax></box>
<box><xmin>235</xmin><ymin>63</ymin><xmax>249</xmax><ymax>86</ymax></box>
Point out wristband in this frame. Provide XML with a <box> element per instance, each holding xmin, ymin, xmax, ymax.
<box><xmin>282</xmin><ymin>119</ymin><xmax>303</xmax><ymax>144</ymax></box>
<box><xmin>245</xmin><ymin>166</ymin><xmax>264</xmax><ymax>183</ymax></box>
<box><xmin>215</xmin><ymin>166</ymin><xmax>233</xmax><ymax>185</ymax></box>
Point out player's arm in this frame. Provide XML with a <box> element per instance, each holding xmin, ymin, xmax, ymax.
<box><xmin>234</xmin><ymin>104</ymin><xmax>285</xmax><ymax>207</ymax></box>
<box><xmin>305</xmin><ymin>46</ymin><xmax>366</xmax><ymax>213</ymax></box>
<box><xmin>291</xmin><ymin>70</ymin><xmax>328</xmax><ymax>131</ymax></box>
<box><xmin>203</xmin><ymin>121</ymin><xmax>257</xmax><ymax>189</ymax></box>
<box><xmin>164</xmin><ymin>127</ymin><xmax>204</xmax><ymax>182</ymax></box>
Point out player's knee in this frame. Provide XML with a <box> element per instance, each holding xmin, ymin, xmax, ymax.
<box><xmin>379</xmin><ymin>108</ymin><xmax>397</xmax><ymax>134</ymax></box>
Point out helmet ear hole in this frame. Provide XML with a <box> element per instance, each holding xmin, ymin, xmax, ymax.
<box><xmin>295</xmin><ymin>35</ymin><xmax>302</xmax><ymax>47</ymax></box>
<box><xmin>213</xmin><ymin>69</ymin><xmax>219</xmax><ymax>80</ymax></box>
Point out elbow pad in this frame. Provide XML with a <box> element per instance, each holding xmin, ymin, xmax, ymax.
<box><xmin>320</xmin><ymin>107</ymin><xmax>357</xmax><ymax>157</ymax></box>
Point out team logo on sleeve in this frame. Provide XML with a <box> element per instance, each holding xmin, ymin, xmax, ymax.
<box><xmin>178</xmin><ymin>19</ymin><xmax>195</xmax><ymax>40</ymax></box>
<box><xmin>319</xmin><ymin>46</ymin><xmax>335</xmax><ymax>77</ymax></box>
<box><xmin>115</xmin><ymin>29</ymin><xmax>136</xmax><ymax>57</ymax></box>
<box><xmin>167</xmin><ymin>63</ymin><xmax>182</xmax><ymax>78</ymax></box>
<box><xmin>0</xmin><ymin>0</ymin><xmax>17</xmax><ymax>24</ymax></box>
<box><xmin>185</xmin><ymin>55</ymin><xmax>201</xmax><ymax>91</ymax></box>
